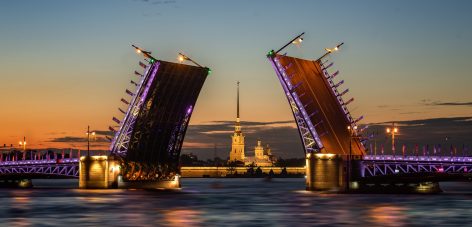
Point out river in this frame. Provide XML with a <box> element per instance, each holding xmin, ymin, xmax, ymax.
<box><xmin>0</xmin><ymin>178</ymin><xmax>471</xmax><ymax>226</ymax></box>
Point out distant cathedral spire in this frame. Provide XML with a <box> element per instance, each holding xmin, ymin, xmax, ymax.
<box><xmin>229</xmin><ymin>81</ymin><xmax>245</xmax><ymax>163</ymax></box>
<box><xmin>237</xmin><ymin>81</ymin><xmax>240</xmax><ymax>119</ymax></box>
<box><xmin>235</xmin><ymin>81</ymin><xmax>241</xmax><ymax>133</ymax></box>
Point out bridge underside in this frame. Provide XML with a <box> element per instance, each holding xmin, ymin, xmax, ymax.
<box><xmin>123</xmin><ymin>60</ymin><xmax>208</xmax><ymax>181</ymax></box>
<box><xmin>269</xmin><ymin>54</ymin><xmax>364</xmax><ymax>156</ymax></box>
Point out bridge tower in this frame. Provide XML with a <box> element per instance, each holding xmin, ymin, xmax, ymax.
<box><xmin>267</xmin><ymin>33</ymin><xmax>365</xmax><ymax>191</ymax></box>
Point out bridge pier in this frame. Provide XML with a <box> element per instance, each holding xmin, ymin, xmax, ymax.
<box><xmin>305</xmin><ymin>153</ymin><xmax>345</xmax><ymax>191</ymax></box>
<box><xmin>79</xmin><ymin>156</ymin><xmax>120</xmax><ymax>189</ymax></box>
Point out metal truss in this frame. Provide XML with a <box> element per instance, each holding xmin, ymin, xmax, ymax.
<box><xmin>0</xmin><ymin>158</ymin><xmax>79</xmax><ymax>166</ymax></box>
<box><xmin>319</xmin><ymin>60</ymin><xmax>366</xmax><ymax>149</ymax></box>
<box><xmin>319</xmin><ymin>61</ymin><xmax>356</xmax><ymax>127</ymax></box>
<box><xmin>167</xmin><ymin>106</ymin><xmax>194</xmax><ymax>162</ymax></box>
<box><xmin>362</xmin><ymin>155</ymin><xmax>472</xmax><ymax>177</ymax></box>
<box><xmin>110</xmin><ymin>62</ymin><xmax>160</xmax><ymax>156</ymax></box>
<box><xmin>268</xmin><ymin>56</ymin><xmax>321</xmax><ymax>153</ymax></box>
<box><xmin>0</xmin><ymin>163</ymin><xmax>79</xmax><ymax>178</ymax></box>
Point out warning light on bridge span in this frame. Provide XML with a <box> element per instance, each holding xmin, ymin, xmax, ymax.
<box><xmin>136</xmin><ymin>49</ymin><xmax>142</xmax><ymax>54</ymax></box>
<box><xmin>207</xmin><ymin>68</ymin><xmax>212</xmax><ymax>75</ymax></box>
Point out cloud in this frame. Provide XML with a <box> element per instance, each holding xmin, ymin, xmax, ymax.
<box><xmin>44</xmin><ymin>116</ymin><xmax>472</xmax><ymax>159</ymax></box>
<box><xmin>94</xmin><ymin>130</ymin><xmax>114</xmax><ymax>136</ymax></box>
<box><xmin>48</xmin><ymin>136</ymin><xmax>110</xmax><ymax>143</ymax></box>
<box><xmin>399</xmin><ymin>111</ymin><xmax>424</xmax><ymax>115</ymax></box>
<box><xmin>185</xmin><ymin>117</ymin><xmax>472</xmax><ymax>159</ymax></box>
<box><xmin>432</xmin><ymin>102</ymin><xmax>472</xmax><ymax>106</ymax></box>
<box><xmin>49</xmin><ymin>136</ymin><xmax>87</xmax><ymax>143</ymax></box>
<box><xmin>183</xmin><ymin>120</ymin><xmax>303</xmax><ymax>160</ymax></box>
<box><xmin>422</xmin><ymin>99</ymin><xmax>472</xmax><ymax>107</ymax></box>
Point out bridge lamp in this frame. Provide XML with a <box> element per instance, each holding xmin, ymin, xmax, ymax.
<box><xmin>386</xmin><ymin>127</ymin><xmax>398</xmax><ymax>133</ymax></box>
<box><xmin>347</xmin><ymin>125</ymin><xmax>358</xmax><ymax>131</ymax></box>
<box><xmin>177</xmin><ymin>52</ymin><xmax>204</xmax><ymax>68</ymax></box>
<box><xmin>346</xmin><ymin>125</ymin><xmax>357</xmax><ymax>191</ymax></box>
<box><xmin>292</xmin><ymin>37</ymin><xmax>303</xmax><ymax>45</ymax></box>
<box><xmin>19</xmin><ymin>137</ymin><xmax>26</xmax><ymax>151</ymax></box>
<box><xmin>85</xmin><ymin>126</ymin><xmax>96</xmax><ymax>156</ymax></box>
<box><xmin>85</xmin><ymin>131</ymin><xmax>96</xmax><ymax>137</ymax></box>
<box><xmin>386</xmin><ymin>123</ymin><xmax>399</xmax><ymax>155</ymax></box>
<box><xmin>178</xmin><ymin>55</ymin><xmax>185</xmax><ymax>63</ymax></box>
<box><xmin>178</xmin><ymin>53</ymin><xmax>189</xmax><ymax>63</ymax></box>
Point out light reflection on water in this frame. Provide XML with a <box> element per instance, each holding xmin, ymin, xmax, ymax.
<box><xmin>0</xmin><ymin>179</ymin><xmax>470</xmax><ymax>226</ymax></box>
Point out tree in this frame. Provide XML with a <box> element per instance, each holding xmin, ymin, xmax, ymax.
<box><xmin>281</xmin><ymin>167</ymin><xmax>288</xmax><ymax>176</ymax></box>
<box><xmin>269</xmin><ymin>169</ymin><xmax>275</xmax><ymax>177</ymax></box>
<box><xmin>255</xmin><ymin>167</ymin><xmax>263</xmax><ymax>176</ymax></box>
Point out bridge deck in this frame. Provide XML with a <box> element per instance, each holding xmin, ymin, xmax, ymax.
<box><xmin>0</xmin><ymin>158</ymin><xmax>79</xmax><ymax>179</ymax></box>
<box><xmin>274</xmin><ymin>54</ymin><xmax>364</xmax><ymax>155</ymax></box>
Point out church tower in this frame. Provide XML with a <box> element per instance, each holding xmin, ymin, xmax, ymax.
<box><xmin>229</xmin><ymin>81</ymin><xmax>245</xmax><ymax>163</ymax></box>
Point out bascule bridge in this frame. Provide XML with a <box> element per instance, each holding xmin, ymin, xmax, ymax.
<box><xmin>266</xmin><ymin>33</ymin><xmax>472</xmax><ymax>192</ymax></box>
<box><xmin>0</xmin><ymin>39</ymin><xmax>471</xmax><ymax>192</ymax></box>
<box><xmin>0</xmin><ymin>46</ymin><xmax>210</xmax><ymax>189</ymax></box>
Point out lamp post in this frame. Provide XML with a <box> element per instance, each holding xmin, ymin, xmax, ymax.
<box><xmin>85</xmin><ymin>126</ymin><xmax>96</xmax><ymax>157</ymax></box>
<box><xmin>386</xmin><ymin>123</ymin><xmax>399</xmax><ymax>156</ymax></box>
<box><xmin>19</xmin><ymin>136</ymin><xmax>26</xmax><ymax>151</ymax></box>
<box><xmin>347</xmin><ymin>125</ymin><xmax>358</xmax><ymax>191</ymax></box>
<box><xmin>178</xmin><ymin>53</ymin><xmax>204</xmax><ymax>68</ymax></box>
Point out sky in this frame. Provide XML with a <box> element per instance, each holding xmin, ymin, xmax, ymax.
<box><xmin>0</xmin><ymin>0</ymin><xmax>471</xmax><ymax>158</ymax></box>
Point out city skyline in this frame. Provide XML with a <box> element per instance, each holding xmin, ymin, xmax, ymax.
<box><xmin>1</xmin><ymin>0</ymin><xmax>471</xmax><ymax>157</ymax></box>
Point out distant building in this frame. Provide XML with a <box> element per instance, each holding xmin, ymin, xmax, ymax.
<box><xmin>245</xmin><ymin>140</ymin><xmax>276</xmax><ymax>167</ymax></box>
<box><xmin>229</xmin><ymin>81</ymin><xmax>245</xmax><ymax>163</ymax></box>
<box><xmin>227</xmin><ymin>82</ymin><xmax>276</xmax><ymax>166</ymax></box>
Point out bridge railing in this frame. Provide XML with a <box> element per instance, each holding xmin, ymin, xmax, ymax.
<box><xmin>0</xmin><ymin>158</ymin><xmax>80</xmax><ymax>166</ymax></box>
<box><xmin>362</xmin><ymin>155</ymin><xmax>472</xmax><ymax>177</ymax></box>
<box><xmin>363</xmin><ymin>155</ymin><xmax>472</xmax><ymax>163</ymax></box>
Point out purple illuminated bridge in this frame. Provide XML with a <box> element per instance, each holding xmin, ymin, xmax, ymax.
<box><xmin>0</xmin><ymin>42</ymin><xmax>470</xmax><ymax>186</ymax></box>
<box><xmin>0</xmin><ymin>46</ymin><xmax>210</xmax><ymax>185</ymax></box>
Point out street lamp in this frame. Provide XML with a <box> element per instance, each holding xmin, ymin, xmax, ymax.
<box><xmin>316</xmin><ymin>42</ymin><xmax>344</xmax><ymax>62</ymax></box>
<box><xmin>177</xmin><ymin>53</ymin><xmax>203</xmax><ymax>67</ymax></box>
<box><xmin>347</xmin><ymin>125</ymin><xmax>358</xmax><ymax>191</ymax></box>
<box><xmin>85</xmin><ymin>126</ymin><xmax>96</xmax><ymax>157</ymax></box>
<box><xmin>178</xmin><ymin>53</ymin><xmax>187</xmax><ymax>63</ymax></box>
<box><xmin>18</xmin><ymin>136</ymin><xmax>26</xmax><ymax>151</ymax></box>
<box><xmin>386</xmin><ymin>123</ymin><xmax>399</xmax><ymax>156</ymax></box>
<box><xmin>132</xmin><ymin>44</ymin><xmax>156</xmax><ymax>64</ymax></box>
<box><xmin>292</xmin><ymin>37</ymin><xmax>303</xmax><ymax>45</ymax></box>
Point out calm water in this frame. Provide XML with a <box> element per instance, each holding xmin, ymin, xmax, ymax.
<box><xmin>0</xmin><ymin>178</ymin><xmax>471</xmax><ymax>226</ymax></box>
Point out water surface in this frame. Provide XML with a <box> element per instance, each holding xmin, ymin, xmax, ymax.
<box><xmin>0</xmin><ymin>178</ymin><xmax>471</xmax><ymax>226</ymax></box>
